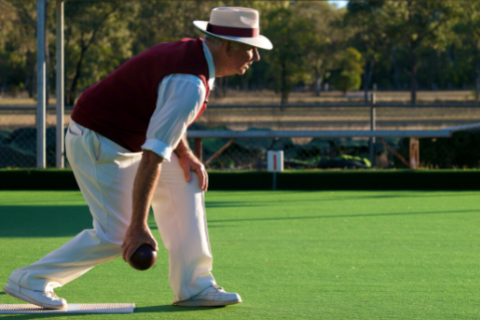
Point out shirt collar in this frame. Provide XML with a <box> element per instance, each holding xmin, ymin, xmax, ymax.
<box><xmin>202</xmin><ymin>40</ymin><xmax>216</xmax><ymax>89</ymax></box>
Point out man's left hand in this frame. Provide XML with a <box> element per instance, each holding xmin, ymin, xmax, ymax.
<box><xmin>178</xmin><ymin>151</ymin><xmax>208</xmax><ymax>192</ymax></box>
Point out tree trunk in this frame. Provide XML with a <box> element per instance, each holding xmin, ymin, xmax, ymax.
<box><xmin>410</xmin><ymin>48</ymin><xmax>417</xmax><ymax>104</ymax></box>
<box><xmin>33</xmin><ymin>60</ymin><xmax>37</xmax><ymax>100</ymax></box>
<box><xmin>476</xmin><ymin>55</ymin><xmax>480</xmax><ymax>101</ymax></box>
<box><xmin>223</xmin><ymin>76</ymin><xmax>228</xmax><ymax>97</ymax></box>
<box><xmin>476</xmin><ymin>77</ymin><xmax>480</xmax><ymax>102</ymax></box>
<box><xmin>213</xmin><ymin>77</ymin><xmax>221</xmax><ymax>98</ymax></box>
<box><xmin>363</xmin><ymin>59</ymin><xmax>375</xmax><ymax>103</ymax></box>
<box><xmin>25</xmin><ymin>50</ymin><xmax>35</xmax><ymax>97</ymax></box>
<box><xmin>367</xmin><ymin>60</ymin><xmax>375</xmax><ymax>100</ymax></box>
<box><xmin>410</xmin><ymin>63</ymin><xmax>417</xmax><ymax>104</ymax></box>
<box><xmin>213</xmin><ymin>77</ymin><xmax>227</xmax><ymax>98</ymax></box>
<box><xmin>64</xmin><ymin>6</ymin><xmax>118</xmax><ymax>106</ymax></box>
<box><xmin>241</xmin><ymin>73</ymin><xmax>248</xmax><ymax>91</ymax></box>
<box><xmin>280</xmin><ymin>61</ymin><xmax>288</xmax><ymax>104</ymax></box>
<box><xmin>315</xmin><ymin>71</ymin><xmax>322</xmax><ymax>97</ymax></box>
<box><xmin>67</xmin><ymin>47</ymin><xmax>87</xmax><ymax>106</ymax></box>
<box><xmin>476</xmin><ymin>71</ymin><xmax>480</xmax><ymax>102</ymax></box>
<box><xmin>391</xmin><ymin>48</ymin><xmax>400</xmax><ymax>90</ymax></box>
<box><xmin>281</xmin><ymin>91</ymin><xmax>289</xmax><ymax>104</ymax></box>
<box><xmin>0</xmin><ymin>68</ymin><xmax>6</xmax><ymax>95</ymax></box>
<box><xmin>407</xmin><ymin>1</ymin><xmax>417</xmax><ymax>104</ymax></box>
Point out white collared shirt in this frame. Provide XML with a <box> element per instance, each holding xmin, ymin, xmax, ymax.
<box><xmin>141</xmin><ymin>41</ymin><xmax>215</xmax><ymax>161</ymax></box>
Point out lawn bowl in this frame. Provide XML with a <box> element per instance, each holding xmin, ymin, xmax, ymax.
<box><xmin>129</xmin><ymin>244</ymin><xmax>157</xmax><ymax>271</ymax></box>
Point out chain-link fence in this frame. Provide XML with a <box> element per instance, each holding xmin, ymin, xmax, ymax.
<box><xmin>1</xmin><ymin>104</ymin><xmax>480</xmax><ymax>170</ymax></box>
<box><xmin>190</xmin><ymin>104</ymin><xmax>480</xmax><ymax>170</ymax></box>
<box><xmin>193</xmin><ymin>134</ymin><xmax>480</xmax><ymax>170</ymax></box>
<box><xmin>191</xmin><ymin>136</ymin><xmax>374</xmax><ymax>170</ymax></box>
<box><xmin>0</xmin><ymin>107</ymin><xmax>71</xmax><ymax>168</ymax></box>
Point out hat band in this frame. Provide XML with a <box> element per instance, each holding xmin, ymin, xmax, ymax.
<box><xmin>207</xmin><ymin>23</ymin><xmax>259</xmax><ymax>37</ymax></box>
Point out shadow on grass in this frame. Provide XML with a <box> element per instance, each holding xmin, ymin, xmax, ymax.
<box><xmin>0</xmin><ymin>203</ymin><xmax>265</xmax><ymax>237</ymax></box>
<box><xmin>149</xmin><ymin>224</ymin><xmax>233</xmax><ymax>231</ymax></box>
<box><xmin>135</xmin><ymin>305</ymin><xmax>224</xmax><ymax>313</ymax></box>
<box><xmin>209</xmin><ymin>208</ymin><xmax>480</xmax><ymax>224</ymax></box>
<box><xmin>0</xmin><ymin>199</ymin><xmax>267</xmax><ymax>238</ymax></box>
<box><xmin>206</xmin><ymin>192</ymin><xmax>477</xmax><ymax>209</ymax></box>
<box><xmin>0</xmin><ymin>305</ymin><xmax>221</xmax><ymax>320</ymax></box>
<box><xmin>0</xmin><ymin>205</ymin><xmax>92</xmax><ymax>238</ymax></box>
<box><xmin>206</xmin><ymin>201</ymin><xmax>266</xmax><ymax>208</ymax></box>
<box><xmin>2</xmin><ymin>204</ymin><xmax>478</xmax><ymax>237</ymax></box>
<box><xmin>0</xmin><ymin>314</ymin><xmax>83</xmax><ymax>319</ymax></box>
<box><xmin>2</xmin><ymin>190</ymin><xmax>477</xmax><ymax>237</ymax></box>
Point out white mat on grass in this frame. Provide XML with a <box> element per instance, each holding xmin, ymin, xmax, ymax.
<box><xmin>0</xmin><ymin>303</ymin><xmax>135</xmax><ymax>314</ymax></box>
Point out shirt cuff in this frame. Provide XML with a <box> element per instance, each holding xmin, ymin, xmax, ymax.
<box><xmin>141</xmin><ymin>139</ymin><xmax>173</xmax><ymax>162</ymax></box>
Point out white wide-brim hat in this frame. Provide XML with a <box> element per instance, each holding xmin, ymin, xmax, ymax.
<box><xmin>194</xmin><ymin>7</ymin><xmax>273</xmax><ymax>50</ymax></box>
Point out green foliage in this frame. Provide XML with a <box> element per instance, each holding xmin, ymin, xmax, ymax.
<box><xmin>293</xmin><ymin>2</ymin><xmax>343</xmax><ymax>92</ymax></box>
<box><xmin>63</xmin><ymin>2</ymin><xmax>134</xmax><ymax>105</ymax></box>
<box><xmin>0</xmin><ymin>0</ymin><xmax>480</xmax><ymax>102</ymax></box>
<box><xmin>0</xmin><ymin>0</ymin><xmax>37</xmax><ymax>97</ymax></box>
<box><xmin>331</xmin><ymin>47</ymin><xmax>364</xmax><ymax>93</ymax></box>
<box><xmin>263</xmin><ymin>5</ymin><xmax>315</xmax><ymax>103</ymax></box>
<box><xmin>344</xmin><ymin>1</ymin><xmax>390</xmax><ymax>95</ymax></box>
<box><xmin>335</xmin><ymin>154</ymin><xmax>371</xmax><ymax>167</ymax></box>
<box><xmin>386</xmin><ymin>1</ymin><xmax>462</xmax><ymax>102</ymax></box>
<box><xmin>331</xmin><ymin>70</ymin><xmax>361</xmax><ymax>94</ymax></box>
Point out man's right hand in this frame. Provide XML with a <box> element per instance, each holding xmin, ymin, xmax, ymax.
<box><xmin>121</xmin><ymin>223</ymin><xmax>159</xmax><ymax>263</ymax></box>
<box><xmin>122</xmin><ymin>150</ymin><xmax>162</xmax><ymax>263</ymax></box>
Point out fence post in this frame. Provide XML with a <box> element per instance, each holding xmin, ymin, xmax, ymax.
<box><xmin>55</xmin><ymin>0</ymin><xmax>64</xmax><ymax>168</ymax></box>
<box><xmin>409</xmin><ymin>137</ymin><xmax>419</xmax><ymax>169</ymax></box>
<box><xmin>37</xmin><ymin>0</ymin><xmax>46</xmax><ymax>169</ymax></box>
<box><xmin>369</xmin><ymin>92</ymin><xmax>376</xmax><ymax>167</ymax></box>
<box><xmin>194</xmin><ymin>138</ymin><xmax>202</xmax><ymax>162</ymax></box>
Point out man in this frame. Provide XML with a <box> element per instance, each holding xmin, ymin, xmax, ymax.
<box><xmin>3</xmin><ymin>7</ymin><xmax>272</xmax><ymax>309</ymax></box>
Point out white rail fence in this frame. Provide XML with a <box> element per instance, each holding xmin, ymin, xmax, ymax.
<box><xmin>2</xmin><ymin>100</ymin><xmax>480</xmax><ymax>169</ymax></box>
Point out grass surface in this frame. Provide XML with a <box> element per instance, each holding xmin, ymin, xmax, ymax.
<box><xmin>1</xmin><ymin>190</ymin><xmax>480</xmax><ymax>319</ymax></box>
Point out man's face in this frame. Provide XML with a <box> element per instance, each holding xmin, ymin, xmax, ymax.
<box><xmin>226</xmin><ymin>42</ymin><xmax>261</xmax><ymax>76</ymax></box>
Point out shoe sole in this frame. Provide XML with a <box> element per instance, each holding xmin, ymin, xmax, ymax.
<box><xmin>3</xmin><ymin>283</ymin><xmax>67</xmax><ymax>310</ymax></box>
<box><xmin>174</xmin><ymin>297</ymin><xmax>242</xmax><ymax>307</ymax></box>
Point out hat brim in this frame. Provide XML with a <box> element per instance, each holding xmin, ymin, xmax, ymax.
<box><xmin>193</xmin><ymin>21</ymin><xmax>273</xmax><ymax>50</ymax></box>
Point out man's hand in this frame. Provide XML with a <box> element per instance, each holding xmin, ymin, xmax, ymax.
<box><xmin>121</xmin><ymin>150</ymin><xmax>162</xmax><ymax>263</ymax></box>
<box><xmin>175</xmin><ymin>135</ymin><xmax>208</xmax><ymax>192</ymax></box>
<box><xmin>121</xmin><ymin>223</ymin><xmax>158</xmax><ymax>263</ymax></box>
<box><xmin>178</xmin><ymin>150</ymin><xmax>208</xmax><ymax>192</ymax></box>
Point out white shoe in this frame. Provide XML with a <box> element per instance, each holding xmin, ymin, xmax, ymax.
<box><xmin>174</xmin><ymin>285</ymin><xmax>242</xmax><ymax>307</ymax></box>
<box><xmin>3</xmin><ymin>281</ymin><xmax>67</xmax><ymax>310</ymax></box>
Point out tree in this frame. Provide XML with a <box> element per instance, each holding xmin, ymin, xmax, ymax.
<box><xmin>453</xmin><ymin>2</ymin><xmax>480</xmax><ymax>101</ymax></box>
<box><xmin>1</xmin><ymin>0</ymin><xmax>474</xmax><ymax>101</ymax></box>
<box><xmin>1</xmin><ymin>0</ymin><xmax>39</xmax><ymax>98</ymax></box>
<box><xmin>387</xmin><ymin>1</ymin><xmax>461</xmax><ymax>103</ymax></box>
<box><xmin>128</xmin><ymin>1</ymin><xmax>287</xmax><ymax>98</ymax></box>
<box><xmin>295</xmin><ymin>1</ymin><xmax>345</xmax><ymax>97</ymax></box>
<box><xmin>64</xmin><ymin>2</ymin><xmax>133</xmax><ymax>106</ymax></box>
<box><xmin>331</xmin><ymin>47</ymin><xmax>364</xmax><ymax>94</ymax></box>
<box><xmin>345</xmin><ymin>1</ymin><xmax>391</xmax><ymax>101</ymax></box>
<box><xmin>263</xmin><ymin>5</ymin><xmax>314</xmax><ymax>104</ymax></box>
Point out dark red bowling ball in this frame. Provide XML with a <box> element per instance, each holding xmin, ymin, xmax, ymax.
<box><xmin>129</xmin><ymin>244</ymin><xmax>157</xmax><ymax>271</ymax></box>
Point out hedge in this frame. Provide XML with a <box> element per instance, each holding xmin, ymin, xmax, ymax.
<box><xmin>0</xmin><ymin>169</ymin><xmax>479</xmax><ymax>191</ymax></box>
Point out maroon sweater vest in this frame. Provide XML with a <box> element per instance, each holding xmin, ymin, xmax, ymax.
<box><xmin>71</xmin><ymin>38</ymin><xmax>210</xmax><ymax>152</ymax></box>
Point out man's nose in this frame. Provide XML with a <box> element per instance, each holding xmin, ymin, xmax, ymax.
<box><xmin>253</xmin><ymin>47</ymin><xmax>260</xmax><ymax>62</ymax></box>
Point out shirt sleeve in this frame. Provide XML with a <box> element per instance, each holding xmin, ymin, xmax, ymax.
<box><xmin>141</xmin><ymin>74</ymin><xmax>206</xmax><ymax>162</ymax></box>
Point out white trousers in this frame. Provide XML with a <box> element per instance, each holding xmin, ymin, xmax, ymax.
<box><xmin>9</xmin><ymin>121</ymin><xmax>216</xmax><ymax>303</ymax></box>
